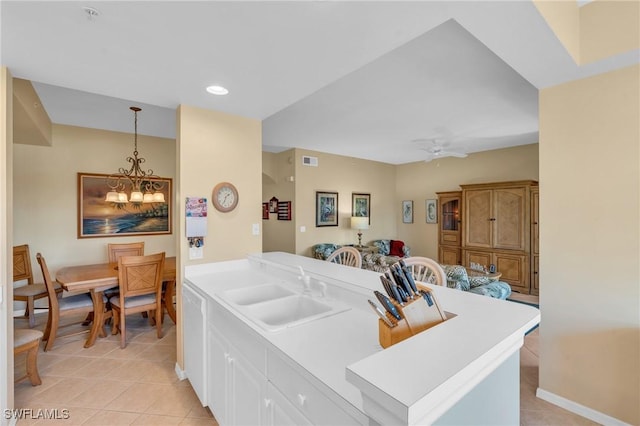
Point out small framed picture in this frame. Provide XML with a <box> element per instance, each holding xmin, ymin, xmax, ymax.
<box><xmin>426</xmin><ymin>199</ymin><xmax>438</xmax><ymax>224</ymax></box>
<box><xmin>262</xmin><ymin>202</ymin><xmax>269</xmax><ymax>220</ymax></box>
<box><xmin>269</xmin><ymin>197</ymin><xmax>279</xmax><ymax>213</ymax></box>
<box><xmin>352</xmin><ymin>193</ymin><xmax>370</xmax><ymax>224</ymax></box>
<box><xmin>316</xmin><ymin>191</ymin><xmax>338</xmax><ymax>227</ymax></box>
<box><xmin>402</xmin><ymin>200</ymin><xmax>413</xmax><ymax>224</ymax></box>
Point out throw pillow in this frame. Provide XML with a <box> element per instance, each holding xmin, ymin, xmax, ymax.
<box><xmin>389</xmin><ymin>240</ymin><xmax>405</xmax><ymax>257</ymax></box>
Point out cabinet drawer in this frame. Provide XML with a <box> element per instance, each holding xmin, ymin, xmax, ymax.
<box><xmin>267</xmin><ymin>352</ymin><xmax>358</xmax><ymax>426</ymax></box>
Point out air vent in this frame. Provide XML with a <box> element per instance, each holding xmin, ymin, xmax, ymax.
<box><xmin>302</xmin><ymin>156</ymin><xmax>318</xmax><ymax>167</ymax></box>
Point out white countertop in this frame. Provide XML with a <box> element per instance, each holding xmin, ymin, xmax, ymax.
<box><xmin>185</xmin><ymin>252</ymin><xmax>540</xmax><ymax>425</ymax></box>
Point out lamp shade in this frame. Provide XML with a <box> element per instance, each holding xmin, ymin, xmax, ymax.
<box><xmin>351</xmin><ymin>216</ymin><xmax>369</xmax><ymax>230</ymax></box>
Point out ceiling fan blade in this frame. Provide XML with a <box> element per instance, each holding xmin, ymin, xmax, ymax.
<box><xmin>439</xmin><ymin>151</ymin><xmax>468</xmax><ymax>158</ymax></box>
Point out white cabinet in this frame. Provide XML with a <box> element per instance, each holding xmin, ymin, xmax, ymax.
<box><xmin>207</xmin><ymin>302</ymin><xmax>268</xmax><ymax>426</ymax></box>
<box><xmin>182</xmin><ymin>283</ymin><xmax>207</xmax><ymax>406</ymax></box>
<box><xmin>265</xmin><ymin>383</ymin><xmax>313</xmax><ymax>426</ymax></box>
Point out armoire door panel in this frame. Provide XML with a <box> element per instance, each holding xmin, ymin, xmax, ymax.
<box><xmin>493</xmin><ymin>188</ymin><xmax>525</xmax><ymax>251</ymax></box>
<box><xmin>465</xmin><ymin>190</ymin><xmax>492</xmax><ymax>248</ymax></box>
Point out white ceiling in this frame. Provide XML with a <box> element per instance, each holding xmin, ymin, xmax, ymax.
<box><xmin>2</xmin><ymin>1</ymin><xmax>638</xmax><ymax>164</ymax></box>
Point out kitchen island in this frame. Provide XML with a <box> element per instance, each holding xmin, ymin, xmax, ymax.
<box><xmin>182</xmin><ymin>252</ymin><xmax>539</xmax><ymax>425</ymax></box>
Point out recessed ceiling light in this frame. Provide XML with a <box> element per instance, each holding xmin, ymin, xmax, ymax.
<box><xmin>206</xmin><ymin>85</ymin><xmax>229</xmax><ymax>96</ymax></box>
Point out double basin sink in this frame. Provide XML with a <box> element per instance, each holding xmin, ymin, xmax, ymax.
<box><xmin>218</xmin><ymin>283</ymin><xmax>350</xmax><ymax>332</ymax></box>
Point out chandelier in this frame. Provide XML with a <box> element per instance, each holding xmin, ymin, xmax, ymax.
<box><xmin>105</xmin><ymin>107</ymin><xmax>165</xmax><ymax>204</ymax></box>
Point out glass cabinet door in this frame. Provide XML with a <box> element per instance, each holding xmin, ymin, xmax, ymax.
<box><xmin>441</xmin><ymin>199</ymin><xmax>459</xmax><ymax>231</ymax></box>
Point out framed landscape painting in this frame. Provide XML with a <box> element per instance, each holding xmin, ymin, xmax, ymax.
<box><xmin>352</xmin><ymin>193</ymin><xmax>370</xmax><ymax>224</ymax></box>
<box><xmin>316</xmin><ymin>191</ymin><xmax>338</xmax><ymax>227</ymax></box>
<box><xmin>78</xmin><ymin>172</ymin><xmax>172</xmax><ymax>238</ymax></box>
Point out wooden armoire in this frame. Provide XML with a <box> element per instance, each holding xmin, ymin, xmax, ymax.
<box><xmin>438</xmin><ymin>180</ymin><xmax>539</xmax><ymax>294</ymax></box>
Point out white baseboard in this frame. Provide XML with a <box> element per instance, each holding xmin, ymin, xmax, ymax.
<box><xmin>536</xmin><ymin>387</ymin><xmax>631</xmax><ymax>426</ymax></box>
<box><xmin>175</xmin><ymin>362</ymin><xmax>187</xmax><ymax>381</ymax></box>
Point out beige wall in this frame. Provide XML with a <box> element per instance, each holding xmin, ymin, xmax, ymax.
<box><xmin>262</xmin><ymin>150</ymin><xmax>295</xmax><ymax>253</ymax></box>
<box><xmin>177</xmin><ymin>105</ymin><xmax>262</xmax><ymax>264</ymax></box>
<box><xmin>534</xmin><ymin>0</ymin><xmax>640</xmax><ymax>65</ymax></box>
<box><xmin>539</xmin><ymin>64</ymin><xmax>639</xmax><ymax>424</ymax></box>
<box><xmin>13</xmin><ymin>124</ymin><xmax>176</xmax><ymax>282</ymax></box>
<box><xmin>2</xmin><ymin>67</ymin><xmax>15</xmax><ymax>411</ymax></box>
<box><xmin>293</xmin><ymin>149</ymin><xmax>397</xmax><ymax>256</ymax></box>
<box><xmin>395</xmin><ymin>144</ymin><xmax>539</xmax><ymax>259</ymax></box>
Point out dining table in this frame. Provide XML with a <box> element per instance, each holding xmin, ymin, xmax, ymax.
<box><xmin>55</xmin><ymin>256</ymin><xmax>176</xmax><ymax>348</ymax></box>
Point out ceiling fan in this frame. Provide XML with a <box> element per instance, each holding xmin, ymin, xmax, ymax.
<box><xmin>414</xmin><ymin>139</ymin><xmax>468</xmax><ymax>162</ymax></box>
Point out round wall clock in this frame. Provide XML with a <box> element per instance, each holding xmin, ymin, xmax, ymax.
<box><xmin>212</xmin><ymin>182</ymin><xmax>239</xmax><ymax>212</ymax></box>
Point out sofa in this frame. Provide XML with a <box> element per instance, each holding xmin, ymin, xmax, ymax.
<box><xmin>312</xmin><ymin>240</ymin><xmax>410</xmax><ymax>273</ymax></box>
<box><xmin>310</xmin><ymin>243</ymin><xmax>511</xmax><ymax>299</ymax></box>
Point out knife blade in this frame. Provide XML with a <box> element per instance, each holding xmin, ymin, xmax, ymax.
<box><xmin>368</xmin><ymin>299</ymin><xmax>395</xmax><ymax>327</ymax></box>
<box><xmin>399</xmin><ymin>259</ymin><xmax>419</xmax><ymax>294</ymax></box>
<box><xmin>374</xmin><ymin>290</ymin><xmax>402</xmax><ymax>321</ymax></box>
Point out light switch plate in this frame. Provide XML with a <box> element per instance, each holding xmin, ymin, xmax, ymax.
<box><xmin>300</xmin><ymin>226</ymin><xmax>306</xmax><ymax>232</ymax></box>
<box><xmin>189</xmin><ymin>247</ymin><xmax>203</xmax><ymax>260</ymax></box>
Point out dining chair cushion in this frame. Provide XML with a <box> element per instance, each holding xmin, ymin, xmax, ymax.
<box><xmin>14</xmin><ymin>283</ymin><xmax>49</xmax><ymax>297</ymax></box>
<box><xmin>14</xmin><ymin>328</ymin><xmax>44</xmax><ymax>347</ymax></box>
<box><xmin>58</xmin><ymin>293</ymin><xmax>95</xmax><ymax>311</ymax></box>
<box><xmin>110</xmin><ymin>294</ymin><xmax>157</xmax><ymax>310</ymax></box>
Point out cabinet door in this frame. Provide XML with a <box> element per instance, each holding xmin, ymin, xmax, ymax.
<box><xmin>229</xmin><ymin>352</ymin><xmax>266</xmax><ymax>426</ymax></box>
<box><xmin>183</xmin><ymin>284</ymin><xmax>207</xmax><ymax>406</ymax></box>
<box><xmin>493</xmin><ymin>187</ymin><xmax>526</xmax><ymax>251</ymax></box>
<box><xmin>495</xmin><ymin>252</ymin><xmax>529</xmax><ymax>293</ymax></box>
<box><xmin>439</xmin><ymin>246</ymin><xmax>461</xmax><ymax>265</ymax></box>
<box><xmin>464</xmin><ymin>250</ymin><xmax>492</xmax><ymax>270</ymax></box>
<box><xmin>439</xmin><ymin>194</ymin><xmax>461</xmax><ymax>246</ymax></box>
<box><xmin>207</xmin><ymin>326</ymin><xmax>228</xmax><ymax>424</ymax></box>
<box><xmin>531</xmin><ymin>255</ymin><xmax>539</xmax><ymax>295</ymax></box>
<box><xmin>464</xmin><ymin>189</ymin><xmax>493</xmax><ymax>248</ymax></box>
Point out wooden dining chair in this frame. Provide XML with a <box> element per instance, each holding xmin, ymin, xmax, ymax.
<box><xmin>326</xmin><ymin>246</ymin><xmax>362</xmax><ymax>269</ymax></box>
<box><xmin>14</xmin><ymin>328</ymin><xmax>43</xmax><ymax>386</ymax></box>
<box><xmin>107</xmin><ymin>242</ymin><xmax>145</xmax><ymax>263</ymax></box>
<box><xmin>13</xmin><ymin>244</ymin><xmax>62</xmax><ymax>328</ymax></box>
<box><xmin>36</xmin><ymin>253</ymin><xmax>96</xmax><ymax>351</ymax></box>
<box><xmin>110</xmin><ymin>252</ymin><xmax>165</xmax><ymax>348</ymax></box>
<box><xmin>401</xmin><ymin>257</ymin><xmax>447</xmax><ymax>285</ymax></box>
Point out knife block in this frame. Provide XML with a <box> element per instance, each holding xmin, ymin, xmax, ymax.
<box><xmin>378</xmin><ymin>285</ymin><xmax>446</xmax><ymax>349</ymax></box>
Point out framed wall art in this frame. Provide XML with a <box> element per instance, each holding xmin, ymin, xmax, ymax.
<box><xmin>352</xmin><ymin>193</ymin><xmax>370</xmax><ymax>224</ymax></box>
<box><xmin>78</xmin><ymin>172</ymin><xmax>172</xmax><ymax>238</ymax></box>
<box><xmin>277</xmin><ymin>201</ymin><xmax>292</xmax><ymax>220</ymax></box>
<box><xmin>426</xmin><ymin>199</ymin><xmax>438</xmax><ymax>224</ymax></box>
<box><xmin>316</xmin><ymin>191</ymin><xmax>338</xmax><ymax>227</ymax></box>
<box><xmin>262</xmin><ymin>202</ymin><xmax>269</xmax><ymax>220</ymax></box>
<box><xmin>402</xmin><ymin>200</ymin><xmax>414</xmax><ymax>224</ymax></box>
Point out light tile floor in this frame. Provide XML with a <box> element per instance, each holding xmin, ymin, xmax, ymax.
<box><xmin>14</xmin><ymin>305</ymin><xmax>599</xmax><ymax>425</ymax></box>
<box><xmin>13</xmin><ymin>312</ymin><xmax>217</xmax><ymax>425</ymax></box>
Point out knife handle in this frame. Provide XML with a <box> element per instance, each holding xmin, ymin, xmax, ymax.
<box><xmin>374</xmin><ymin>291</ymin><xmax>402</xmax><ymax>321</ymax></box>
<box><xmin>399</xmin><ymin>260</ymin><xmax>418</xmax><ymax>294</ymax></box>
<box><xmin>379</xmin><ymin>276</ymin><xmax>395</xmax><ymax>300</ymax></box>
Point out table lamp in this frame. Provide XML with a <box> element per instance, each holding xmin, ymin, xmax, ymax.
<box><xmin>351</xmin><ymin>216</ymin><xmax>370</xmax><ymax>247</ymax></box>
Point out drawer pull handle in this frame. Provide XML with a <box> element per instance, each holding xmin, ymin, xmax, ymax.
<box><xmin>297</xmin><ymin>393</ymin><xmax>306</xmax><ymax>406</ymax></box>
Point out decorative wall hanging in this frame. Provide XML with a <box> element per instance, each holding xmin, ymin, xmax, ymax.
<box><xmin>402</xmin><ymin>200</ymin><xmax>414</xmax><ymax>224</ymax></box>
<box><xmin>352</xmin><ymin>193</ymin><xmax>371</xmax><ymax>225</ymax></box>
<box><xmin>262</xmin><ymin>202</ymin><xmax>269</xmax><ymax>220</ymax></box>
<box><xmin>277</xmin><ymin>201</ymin><xmax>292</xmax><ymax>220</ymax></box>
<box><xmin>269</xmin><ymin>196</ymin><xmax>279</xmax><ymax>213</ymax></box>
<box><xmin>78</xmin><ymin>172</ymin><xmax>172</xmax><ymax>238</ymax></box>
<box><xmin>316</xmin><ymin>191</ymin><xmax>338</xmax><ymax>227</ymax></box>
<box><xmin>426</xmin><ymin>199</ymin><xmax>438</xmax><ymax>224</ymax></box>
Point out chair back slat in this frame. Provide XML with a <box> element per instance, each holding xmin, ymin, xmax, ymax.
<box><xmin>108</xmin><ymin>242</ymin><xmax>145</xmax><ymax>263</ymax></box>
<box><xmin>13</xmin><ymin>244</ymin><xmax>34</xmax><ymax>285</ymax></box>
